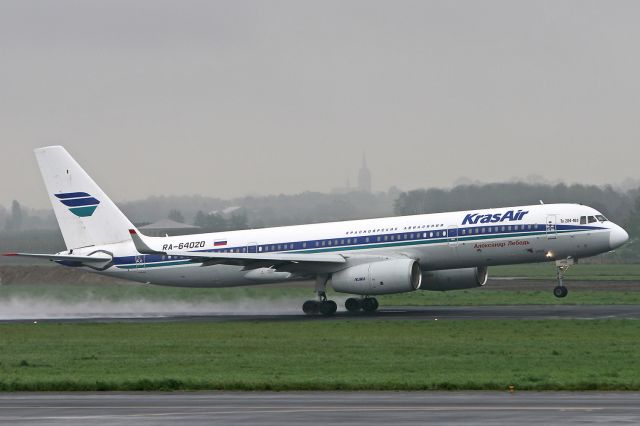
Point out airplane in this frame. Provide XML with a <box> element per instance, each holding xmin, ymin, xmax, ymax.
<box><xmin>3</xmin><ymin>146</ymin><xmax>630</xmax><ymax>315</ymax></box>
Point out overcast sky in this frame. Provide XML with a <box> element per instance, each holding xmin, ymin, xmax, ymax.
<box><xmin>1</xmin><ymin>0</ymin><xmax>639</xmax><ymax>208</ymax></box>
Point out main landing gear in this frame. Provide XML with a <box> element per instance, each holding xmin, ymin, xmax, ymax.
<box><xmin>302</xmin><ymin>299</ymin><xmax>337</xmax><ymax>316</ymax></box>
<box><xmin>302</xmin><ymin>274</ymin><xmax>338</xmax><ymax>316</ymax></box>
<box><xmin>553</xmin><ymin>258</ymin><xmax>573</xmax><ymax>298</ymax></box>
<box><xmin>345</xmin><ymin>297</ymin><xmax>379</xmax><ymax>313</ymax></box>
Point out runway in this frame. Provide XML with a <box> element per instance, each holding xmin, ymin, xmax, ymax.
<box><xmin>1</xmin><ymin>391</ymin><xmax>639</xmax><ymax>425</ymax></box>
<box><xmin>0</xmin><ymin>304</ymin><xmax>638</xmax><ymax>323</ymax></box>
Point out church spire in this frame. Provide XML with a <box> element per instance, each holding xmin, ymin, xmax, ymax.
<box><xmin>358</xmin><ymin>152</ymin><xmax>372</xmax><ymax>193</ymax></box>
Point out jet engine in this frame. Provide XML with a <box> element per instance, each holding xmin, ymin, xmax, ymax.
<box><xmin>420</xmin><ymin>267</ymin><xmax>488</xmax><ymax>291</ymax></box>
<box><xmin>331</xmin><ymin>258</ymin><xmax>422</xmax><ymax>295</ymax></box>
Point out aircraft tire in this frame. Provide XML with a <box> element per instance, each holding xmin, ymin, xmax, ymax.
<box><xmin>302</xmin><ymin>300</ymin><xmax>319</xmax><ymax>315</ymax></box>
<box><xmin>319</xmin><ymin>300</ymin><xmax>338</xmax><ymax>316</ymax></box>
<box><xmin>362</xmin><ymin>297</ymin><xmax>379</xmax><ymax>313</ymax></box>
<box><xmin>553</xmin><ymin>286</ymin><xmax>568</xmax><ymax>298</ymax></box>
<box><xmin>345</xmin><ymin>298</ymin><xmax>362</xmax><ymax>312</ymax></box>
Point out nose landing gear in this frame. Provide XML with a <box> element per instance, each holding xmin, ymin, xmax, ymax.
<box><xmin>553</xmin><ymin>258</ymin><xmax>573</xmax><ymax>298</ymax></box>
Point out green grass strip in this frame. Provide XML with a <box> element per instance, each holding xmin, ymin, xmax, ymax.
<box><xmin>1</xmin><ymin>320</ymin><xmax>639</xmax><ymax>391</ymax></box>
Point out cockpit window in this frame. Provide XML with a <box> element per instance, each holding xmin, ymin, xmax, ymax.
<box><xmin>588</xmin><ymin>216</ymin><xmax>597</xmax><ymax>224</ymax></box>
<box><xmin>595</xmin><ymin>215</ymin><xmax>607</xmax><ymax>222</ymax></box>
<box><xmin>580</xmin><ymin>216</ymin><xmax>587</xmax><ymax>225</ymax></box>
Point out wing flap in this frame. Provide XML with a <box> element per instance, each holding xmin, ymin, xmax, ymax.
<box><xmin>168</xmin><ymin>250</ymin><xmax>347</xmax><ymax>265</ymax></box>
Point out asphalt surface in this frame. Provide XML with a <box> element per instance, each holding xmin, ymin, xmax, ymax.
<box><xmin>1</xmin><ymin>391</ymin><xmax>639</xmax><ymax>425</ymax></box>
<box><xmin>0</xmin><ymin>304</ymin><xmax>638</xmax><ymax>324</ymax></box>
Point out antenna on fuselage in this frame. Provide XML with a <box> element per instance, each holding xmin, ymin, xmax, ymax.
<box><xmin>539</xmin><ymin>200</ymin><xmax>544</xmax><ymax>205</ymax></box>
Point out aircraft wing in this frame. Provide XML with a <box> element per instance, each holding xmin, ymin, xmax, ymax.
<box><xmin>162</xmin><ymin>250</ymin><xmax>346</xmax><ymax>267</ymax></box>
<box><xmin>128</xmin><ymin>229</ymin><xmax>346</xmax><ymax>268</ymax></box>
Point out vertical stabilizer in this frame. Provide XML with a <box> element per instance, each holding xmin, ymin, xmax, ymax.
<box><xmin>35</xmin><ymin>146</ymin><xmax>135</xmax><ymax>249</ymax></box>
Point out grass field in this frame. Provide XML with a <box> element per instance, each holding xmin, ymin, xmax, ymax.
<box><xmin>490</xmin><ymin>263</ymin><xmax>640</xmax><ymax>281</ymax></box>
<box><xmin>380</xmin><ymin>289</ymin><xmax>640</xmax><ymax>305</ymax></box>
<box><xmin>0</xmin><ymin>320</ymin><xmax>638</xmax><ymax>391</ymax></box>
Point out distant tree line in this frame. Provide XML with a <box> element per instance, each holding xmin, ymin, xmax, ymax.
<box><xmin>2</xmin><ymin>200</ymin><xmax>57</xmax><ymax>232</ymax></box>
<box><xmin>394</xmin><ymin>183</ymin><xmax>630</xmax><ymax>224</ymax></box>
<box><xmin>5</xmin><ymin>183</ymin><xmax>640</xmax><ymax>262</ymax></box>
<box><xmin>193</xmin><ymin>208</ymin><xmax>249</xmax><ymax>232</ymax></box>
<box><xmin>117</xmin><ymin>190</ymin><xmax>398</xmax><ymax>230</ymax></box>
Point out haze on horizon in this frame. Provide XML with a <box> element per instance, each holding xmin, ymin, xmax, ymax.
<box><xmin>1</xmin><ymin>0</ymin><xmax>639</xmax><ymax>209</ymax></box>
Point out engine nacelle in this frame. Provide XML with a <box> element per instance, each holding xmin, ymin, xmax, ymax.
<box><xmin>420</xmin><ymin>267</ymin><xmax>488</xmax><ymax>291</ymax></box>
<box><xmin>331</xmin><ymin>258</ymin><xmax>422</xmax><ymax>295</ymax></box>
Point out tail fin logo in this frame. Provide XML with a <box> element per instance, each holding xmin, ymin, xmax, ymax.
<box><xmin>54</xmin><ymin>192</ymin><xmax>101</xmax><ymax>217</ymax></box>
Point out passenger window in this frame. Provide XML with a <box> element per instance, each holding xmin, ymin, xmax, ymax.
<box><xmin>580</xmin><ymin>216</ymin><xmax>587</xmax><ymax>225</ymax></box>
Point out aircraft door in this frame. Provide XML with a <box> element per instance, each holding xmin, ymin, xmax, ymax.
<box><xmin>546</xmin><ymin>215</ymin><xmax>557</xmax><ymax>239</ymax></box>
<box><xmin>135</xmin><ymin>255</ymin><xmax>145</xmax><ymax>272</ymax></box>
<box><xmin>248</xmin><ymin>242</ymin><xmax>258</xmax><ymax>253</ymax></box>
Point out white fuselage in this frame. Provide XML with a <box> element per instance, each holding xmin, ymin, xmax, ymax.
<box><xmin>66</xmin><ymin>203</ymin><xmax>626</xmax><ymax>289</ymax></box>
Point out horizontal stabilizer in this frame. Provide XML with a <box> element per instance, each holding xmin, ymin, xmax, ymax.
<box><xmin>2</xmin><ymin>252</ymin><xmax>112</xmax><ymax>266</ymax></box>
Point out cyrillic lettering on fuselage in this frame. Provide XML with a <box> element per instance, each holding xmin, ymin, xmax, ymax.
<box><xmin>461</xmin><ymin>210</ymin><xmax>529</xmax><ymax>225</ymax></box>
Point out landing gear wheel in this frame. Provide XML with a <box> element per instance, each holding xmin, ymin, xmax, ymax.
<box><xmin>362</xmin><ymin>297</ymin><xmax>379</xmax><ymax>313</ymax></box>
<box><xmin>319</xmin><ymin>300</ymin><xmax>338</xmax><ymax>316</ymax></box>
<box><xmin>345</xmin><ymin>298</ymin><xmax>362</xmax><ymax>312</ymax></box>
<box><xmin>553</xmin><ymin>259</ymin><xmax>573</xmax><ymax>299</ymax></box>
<box><xmin>302</xmin><ymin>300</ymin><xmax>319</xmax><ymax>315</ymax></box>
<box><xmin>553</xmin><ymin>286</ymin><xmax>568</xmax><ymax>298</ymax></box>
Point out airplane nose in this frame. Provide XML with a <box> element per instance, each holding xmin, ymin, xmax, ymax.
<box><xmin>609</xmin><ymin>224</ymin><xmax>629</xmax><ymax>250</ymax></box>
